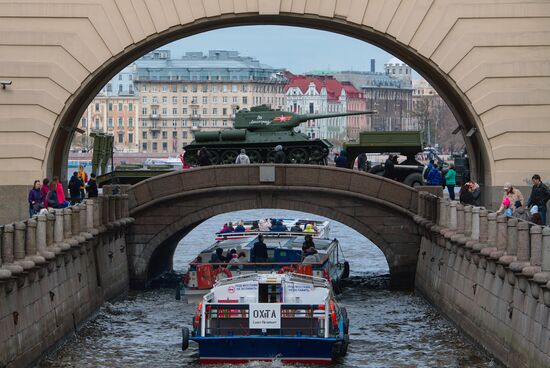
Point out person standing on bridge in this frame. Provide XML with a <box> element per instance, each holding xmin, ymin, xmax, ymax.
<box><xmin>86</xmin><ymin>173</ymin><xmax>98</xmax><ymax>198</ymax></box>
<box><xmin>335</xmin><ymin>149</ymin><xmax>348</xmax><ymax>168</ymax></box>
<box><xmin>497</xmin><ymin>182</ymin><xmax>524</xmax><ymax>215</ymax></box>
<box><xmin>527</xmin><ymin>174</ymin><xmax>549</xmax><ymax>225</ymax></box>
<box><xmin>357</xmin><ymin>153</ymin><xmax>367</xmax><ymax>172</ymax></box>
<box><xmin>235</xmin><ymin>149</ymin><xmax>250</xmax><ymax>164</ymax></box>
<box><xmin>198</xmin><ymin>147</ymin><xmax>212</xmax><ymax>167</ymax></box>
<box><xmin>383</xmin><ymin>154</ymin><xmax>396</xmax><ymax>180</ymax></box>
<box><xmin>274</xmin><ymin>145</ymin><xmax>286</xmax><ymax>164</ymax></box>
<box><xmin>444</xmin><ymin>164</ymin><xmax>457</xmax><ymax>200</ymax></box>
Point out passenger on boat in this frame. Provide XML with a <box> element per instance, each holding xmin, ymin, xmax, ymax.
<box><xmin>228</xmin><ymin>250</ymin><xmax>246</xmax><ymax>269</ymax></box>
<box><xmin>258</xmin><ymin>218</ymin><xmax>271</xmax><ymax>232</ymax></box>
<box><xmin>220</xmin><ymin>223</ymin><xmax>234</xmax><ymax>234</ymax></box>
<box><xmin>234</xmin><ymin>221</ymin><xmax>246</xmax><ymax>232</ymax></box>
<box><xmin>210</xmin><ymin>248</ymin><xmax>227</xmax><ymax>264</ymax></box>
<box><xmin>302</xmin><ymin>235</ymin><xmax>315</xmax><ymax>250</ymax></box>
<box><xmin>304</xmin><ymin>223</ymin><xmax>315</xmax><ymax>233</ymax></box>
<box><xmin>290</xmin><ymin>224</ymin><xmax>303</xmax><ymax>232</ymax></box>
<box><xmin>251</xmin><ymin>234</ymin><xmax>268</xmax><ymax>262</ymax></box>
<box><xmin>270</xmin><ymin>219</ymin><xmax>288</xmax><ymax>232</ymax></box>
<box><xmin>250</xmin><ymin>221</ymin><xmax>259</xmax><ymax>231</ymax></box>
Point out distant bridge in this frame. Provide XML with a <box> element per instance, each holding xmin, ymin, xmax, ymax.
<box><xmin>125</xmin><ymin>164</ymin><xmax>423</xmax><ymax>288</ymax></box>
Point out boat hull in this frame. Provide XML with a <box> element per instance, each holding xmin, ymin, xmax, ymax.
<box><xmin>191</xmin><ymin>336</ymin><xmax>342</xmax><ymax>364</ymax></box>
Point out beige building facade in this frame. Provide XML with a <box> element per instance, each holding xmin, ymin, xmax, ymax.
<box><xmin>0</xmin><ymin>0</ymin><xmax>549</xmax><ymax>222</ymax></box>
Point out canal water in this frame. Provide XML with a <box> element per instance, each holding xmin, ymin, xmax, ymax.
<box><xmin>39</xmin><ymin>209</ymin><xmax>499</xmax><ymax>368</ymax></box>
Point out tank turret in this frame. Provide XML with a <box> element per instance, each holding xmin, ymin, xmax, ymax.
<box><xmin>185</xmin><ymin>105</ymin><xmax>375</xmax><ymax>165</ymax></box>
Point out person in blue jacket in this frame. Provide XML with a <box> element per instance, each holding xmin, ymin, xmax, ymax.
<box><xmin>427</xmin><ymin>165</ymin><xmax>442</xmax><ymax>186</ymax></box>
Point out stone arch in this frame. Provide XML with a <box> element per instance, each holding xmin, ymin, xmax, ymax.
<box><xmin>3</xmin><ymin>0</ymin><xmax>548</xmax><ymax>222</ymax></box>
<box><xmin>126</xmin><ymin>165</ymin><xmax>421</xmax><ymax>288</ymax></box>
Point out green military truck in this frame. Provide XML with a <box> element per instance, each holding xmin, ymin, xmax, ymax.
<box><xmin>344</xmin><ymin>131</ymin><xmax>426</xmax><ymax>187</ymax></box>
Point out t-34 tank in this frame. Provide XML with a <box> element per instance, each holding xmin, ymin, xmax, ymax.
<box><xmin>184</xmin><ymin>105</ymin><xmax>375</xmax><ymax>165</ymax></box>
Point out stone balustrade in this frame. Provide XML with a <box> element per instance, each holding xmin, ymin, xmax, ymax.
<box><xmin>0</xmin><ymin>194</ymin><xmax>132</xmax><ymax>285</ymax></box>
<box><xmin>416</xmin><ymin>192</ymin><xmax>550</xmax><ymax>300</ymax></box>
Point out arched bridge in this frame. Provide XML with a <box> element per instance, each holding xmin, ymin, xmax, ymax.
<box><xmin>125</xmin><ymin>164</ymin><xmax>423</xmax><ymax>288</ymax></box>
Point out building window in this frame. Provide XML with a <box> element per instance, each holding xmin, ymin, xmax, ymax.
<box><xmin>108</xmin><ymin>118</ymin><xmax>113</xmax><ymax>128</ymax></box>
<box><xmin>222</xmin><ymin>120</ymin><xmax>228</xmax><ymax>126</ymax></box>
<box><xmin>162</xmin><ymin>85</ymin><xmax>168</xmax><ymax>92</ymax></box>
<box><xmin>222</xmin><ymin>108</ymin><xmax>227</xmax><ymax>116</ymax></box>
<box><xmin>152</xmin><ymin>96</ymin><xmax>158</xmax><ymax>104</ymax></box>
<box><xmin>173</xmin><ymin>120</ymin><xmax>177</xmax><ymax>127</ymax></box>
<box><xmin>182</xmin><ymin>120</ymin><xmax>188</xmax><ymax>127</ymax></box>
<box><xmin>172</xmin><ymin>108</ymin><xmax>178</xmax><ymax>115</ymax></box>
<box><xmin>162</xmin><ymin>142</ymin><xmax>168</xmax><ymax>152</ymax></box>
<box><xmin>128</xmin><ymin>133</ymin><xmax>133</xmax><ymax>143</ymax></box>
<box><xmin>118</xmin><ymin>74</ymin><xmax>123</xmax><ymax>81</ymax></box>
<box><xmin>309</xmin><ymin>103</ymin><xmax>314</xmax><ymax>114</ymax></box>
<box><xmin>182</xmin><ymin>108</ymin><xmax>188</xmax><ymax>115</ymax></box>
<box><xmin>162</xmin><ymin>131</ymin><xmax>167</xmax><ymax>139</ymax></box>
<box><xmin>172</xmin><ymin>131</ymin><xmax>177</xmax><ymax>138</ymax></box>
<box><xmin>232</xmin><ymin>96</ymin><xmax>238</xmax><ymax>104</ymax></box>
<box><xmin>142</xmin><ymin>96</ymin><xmax>147</xmax><ymax>103</ymax></box>
<box><xmin>95</xmin><ymin>103</ymin><xmax>100</xmax><ymax>112</ymax></box>
<box><xmin>118</xmin><ymin>85</ymin><xmax>123</xmax><ymax>93</ymax></box>
<box><xmin>202</xmin><ymin>108</ymin><xmax>207</xmax><ymax>115</ymax></box>
<box><xmin>118</xmin><ymin>133</ymin><xmax>123</xmax><ymax>143</ymax></box>
<box><xmin>162</xmin><ymin>96</ymin><xmax>167</xmax><ymax>104</ymax></box>
<box><xmin>171</xmin><ymin>85</ymin><xmax>177</xmax><ymax>93</ymax></box>
<box><xmin>162</xmin><ymin>108</ymin><xmax>167</xmax><ymax>115</ymax></box>
<box><xmin>128</xmin><ymin>103</ymin><xmax>133</xmax><ymax>111</ymax></box>
<box><xmin>182</xmin><ymin>131</ymin><xmax>187</xmax><ymax>139</ymax></box>
<box><xmin>182</xmin><ymin>96</ymin><xmax>187</xmax><ymax>104</ymax></box>
<box><xmin>142</xmin><ymin>131</ymin><xmax>147</xmax><ymax>139</ymax></box>
<box><xmin>142</xmin><ymin>85</ymin><xmax>147</xmax><ymax>92</ymax></box>
<box><xmin>212</xmin><ymin>96</ymin><xmax>217</xmax><ymax>103</ymax></box>
<box><xmin>108</xmin><ymin>103</ymin><xmax>113</xmax><ymax>112</ymax></box>
<box><xmin>202</xmin><ymin>96</ymin><xmax>208</xmax><ymax>104</ymax></box>
<box><xmin>162</xmin><ymin>121</ymin><xmax>167</xmax><ymax>127</ymax></box>
<box><xmin>181</xmin><ymin>84</ymin><xmax>187</xmax><ymax>92</ymax></box>
<box><xmin>128</xmin><ymin>117</ymin><xmax>133</xmax><ymax>127</ymax></box>
<box><xmin>191</xmin><ymin>96</ymin><xmax>197</xmax><ymax>104</ymax></box>
<box><xmin>212</xmin><ymin>108</ymin><xmax>217</xmax><ymax>115</ymax></box>
<box><xmin>151</xmin><ymin>107</ymin><xmax>157</xmax><ymax>115</ymax></box>
<box><xmin>192</xmin><ymin>84</ymin><xmax>198</xmax><ymax>93</ymax></box>
<box><xmin>142</xmin><ymin>107</ymin><xmax>148</xmax><ymax>115</ymax></box>
<box><xmin>81</xmin><ymin>118</ymin><xmax>87</xmax><ymax>128</ymax></box>
<box><xmin>118</xmin><ymin>103</ymin><xmax>123</xmax><ymax>112</ymax></box>
<box><xmin>212</xmin><ymin>120</ymin><xmax>217</xmax><ymax>127</ymax></box>
<box><xmin>232</xmin><ymin>85</ymin><xmax>238</xmax><ymax>93</ymax></box>
<box><xmin>242</xmin><ymin>85</ymin><xmax>248</xmax><ymax>92</ymax></box>
<box><xmin>118</xmin><ymin>117</ymin><xmax>123</xmax><ymax>127</ymax></box>
<box><xmin>172</xmin><ymin>96</ymin><xmax>177</xmax><ymax>104</ymax></box>
<box><xmin>222</xmin><ymin>96</ymin><xmax>228</xmax><ymax>103</ymax></box>
<box><xmin>242</xmin><ymin>96</ymin><xmax>248</xmax><ymax>105</ymax></box>
<box><xmin>142</xmin><ymin>142</ymin><xmax>147</xmax><ymax>151</ymax></box>
<box><xmin>152</xmin><ymin>142</ymin><xmax>157</xmax><ymax>152</ymax></box>
<box><xmin>202</xmin><ymin>85</ymin><xmax>208</xmax><ymax>93</ymax></box>
<box><xmin>95</xmin><ymin>118</ymin><xmax>100</xmax><ymax>129</ymax></box>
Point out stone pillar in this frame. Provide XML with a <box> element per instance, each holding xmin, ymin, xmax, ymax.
<box><xmin>54</xmin><ymin>209</ymin><xmax>70</xmax><ymax>251</ymax></box>
<box><xmin>449</xmin><ymin>201</ymin><xmax>457</xmax><ymax>231</ymax></box>
<box><xmin>507</xmin><ymin>217</ymin><xmax>519</xmax><ymax>256</ymax></box>
<box><xmin>439</xmin><ymin>196</ymin><xmax>447</xmax><ymax>227</ymax></box>
<box><xmin>93</xmin><ymin>197</ymin><xmax>101</xmax><ymax>228</ymax></box>
<box><xmin>516</xmin><ymin>221</ymin><xmax>530</xmax><ymax>262</ymax></box>
<box><xmin>471</xmin><ymin>207</ymin><xmax>480</xmax><ymax>241</ymax></box>
<box><xmin>47</xmin><ymin>211</ymin><xmax>61</xmax><ymax>253</ymax></box>
<box><xmin>102</xmin><ymin>196</ymin><xmax>110</xmax><ymax>225</ymax></box>
<box><xmin>109</xmin><ymin>196</ymin><xmax>116</xmax><ymax>223</ymax></box>
<box><xmin>122</xmin><ymin>194</ymin><xmax>129</xmax><ymax>218</ymax></box>
<box><xmin>479</xmin><ymin>209</ymin><xmax>488</xmax><ymax>243</ymax></box>
<box><xmin>71</xmin><ymin>205</ymin><xmax>80</xmax><ymax>238</ymax></box>
<box><xmin>496</xmin><ymin>215</ymin><xmax>508</xmax><ymax>251</ymax></box>
<box><xmin>36</xmin><ymin>215</ymin><xmax>55</xmax><ymax>259</ymax></box>
<box><xmin>0</xmin><ymin>226</ymin><xmax>11</xmax><ymax>280</ymax></box>
<box><xmin>1</xmin><ymin>224</ymin><xmax>23</xmax><ymax>275</ymax></box>
<box><xmin>488</xmin><ymin>213</ymin><xmax>498</xmax><ymax>247</ymax></box>
<box><xmin>79</xmin><ymin>203</ymin><xmax>87</xmax><ymax>234</ymax></box>
<box><xmin>14</xmin><ymin>222</ymin><xmax>34</xmax><ymax>270</ymax></box>
<box><xmin>456</xmin><ymin>203</ymin><xmax>465</xmax><ymax>235</ymax></box>
<box><xmin>530</xmin><ymin>225</ymin><xmax>542</xmax><ymax>267</ymax></box>
<box><xmin>464</xmin><ymin>206</ymin><xmax>472</xmax><ymax>238</ymax></box>
<box><xmin>115</xmin><ymin>195</ymin><xmax>122</xmax><ymax>221</ymax></box>
<box><xmin>542</xmin><ymin>227</ymin><xmax>550</xmax><ymax>272</ymax></box>
<box><xmin>63</xmin><ymin>208</ymin><xmax>78</xmax><ymax>248</ymax></box>
<box><xmin>25</xmin><ymin>218</ymin><xmax>45</xmax><ymax>265</ymax></box>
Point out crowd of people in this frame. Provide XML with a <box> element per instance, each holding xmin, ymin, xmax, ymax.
<box><xmin>217</xmin><ymin>219</ymin><xmax>318</xmax><ymax>235</ymax></box>
<box><xmin>27</xmin><ymin>165</ymin><xmax>98</xmax><ymax>217</ymax></box>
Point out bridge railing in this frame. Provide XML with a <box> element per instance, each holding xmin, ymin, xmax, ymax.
<box><xmin>415</xmin><ymin>191</ymin><xmax>550</xmax><ymax>303</ymax></box>
<box><xmin>0</xmin><ymin>194</ymin><xmax>132</xmax><ymax>283</ymax></box>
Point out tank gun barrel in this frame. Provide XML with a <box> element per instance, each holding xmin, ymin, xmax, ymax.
<box><xmin>299</xmin><ymin>110</ymin><xmax>376</xmax><ymax>123</ymax></box>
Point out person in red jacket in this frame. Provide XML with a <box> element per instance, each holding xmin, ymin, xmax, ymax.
<box><xmin>41</xmin><ymin>178</ymin><xmax>50</xmax><ymax>208</ymax></box>
<box><xmin>52</xmin><ymin>176</ymin><xmax>69</xmax><ymax>207</ymax></box>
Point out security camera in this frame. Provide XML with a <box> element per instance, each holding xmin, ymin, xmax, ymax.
<box><xmin>0</xmin><ymin>80</ymin><xmax>12</xmax><ymax>89</ymax></box>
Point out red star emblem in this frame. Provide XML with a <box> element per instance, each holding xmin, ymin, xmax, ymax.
<box><xmin>273</xmin><ymin>115</ymin><xmax>292</xmax><ymax>122</ymax></box>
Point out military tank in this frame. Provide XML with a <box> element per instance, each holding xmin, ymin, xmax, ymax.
<box><xmin>183</xmin><ymin>105</ymin><xmax>376</xmax><ymax>165</ymax></box>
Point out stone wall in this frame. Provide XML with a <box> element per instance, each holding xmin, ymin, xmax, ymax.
<box><xmin>0</xmin><ymin>194</ymin><xmax>134</xmax><ymax>368</ymax></box>
<box><xmin>414</xmin><ymin>192</ymin><xmax>550</xmax><ymax>368</ymax></box>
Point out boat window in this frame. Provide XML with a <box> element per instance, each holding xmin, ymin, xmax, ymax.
<box><xmin>258</xmin><ymin>284</ymin><xmax>281</xmax><ymax>303</ymax></box>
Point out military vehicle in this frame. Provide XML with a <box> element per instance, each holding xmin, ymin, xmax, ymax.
<box><xmin>345</xmin><ymin>131</ymin><xmax>426</xmax><ymax>187</ymax></box>
<box><xmin>184</xmin><ymin>105</ymin><xmax>376</xmax><ymax>165</ymax></box>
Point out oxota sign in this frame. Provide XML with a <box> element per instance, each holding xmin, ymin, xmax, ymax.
<box><xmin>249</xmin><ymin>303</ymin><xmax>281</xmax><ymax>329</ymax></box>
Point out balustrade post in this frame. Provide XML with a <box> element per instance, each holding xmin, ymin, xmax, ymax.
<box><xmin>2</xmin><ymin>224</ymin><xmax>22</xmax><ymax>275</ymax></box>
<box><xmin>530</xmin><ymin>225</ymin><xmax>542</xmax><ymax>267</ymax></box>
<box><xmin>479</xmin><ymin>209</ymin><xmax>488</xmax><ymax>243</ymax></box>
<box><xmin>516</xmin><ymin>221</ymin><xmax>530</xmax><ymax>262</ymax></box>
<box><xmin>71</xmin><ymin>205</ymin><xmax>80</xmax><ymax>238</ymax></box>
<box><xmin>507</xmin><ymin>217</ymin><xmax>519</xmax><ymax>256</ymax></box>
<box><xmin>496</xmin><ymin>215</ymin><xmax>508</xmax><ymax>252</ymax></box>
<box><xmin>14</xmin><ymin>222</ymin><xmax>34</xmax><ymax>270</ymax></box>
<box><xmin>418</xmin><ymin>192</ymin><xmax>425</xmax><ymax>218</ymax></box>
<box><xmin>488</xmin><ymin>213</ymin><xmax>498</xmax><ymax>247</ymax></box>
<box><xmin>26</xmin><ymin>218</ymin><xmax>45</xmax><ymax>265</ymax></box>
<box><xmin>542</xmin><ymin>227</ymin><xmax>550</xmax><ymax>272</ymax></box>
<box><xmin>36</xmin><ymin>214</ymin><xmax>55</xmax><ymax>259</ymax></box>
<box><xmin>102</xmin><ymin>196</ymin><xmax>110</xmax><ymax>226</ymax></box>
<box><xmin>439</xmin><ymin>196</ymin><xmax>447</xmax><ymax>227</ymax></box>
<box><xmin>456</xmin><ymin>203</ymin><xmax>464</xmax><ymax>235</ymax></box>
<box><xmin>0</xmin><ymin>226</ymin><xmax>10</xmax><ymax>279</ymax></box>
<box><xmin>79</xmin><ymin>203</ymin><xmax>87</xmax><ymax>234</ymax></box>
<box><xmin>122</xmin><ymin>194</ymin><xmax>129</xmax><ymax>218</ymax></box>
<box><xmin>471</xmin><ymin>207</ymin><xmax>480</xmax><ymax>241</ymax></box>
<box><xmin>464</xmin><ymin>206</ymin><xmax>472</xmax><ymax>238</ymax></box>
<box><xmin>449</xmin><ymin>201</ymin><xmax>457</xmax><ymax>231</ymax></box>
<box><xmin>115</xmin><ymin>195</ymin><xmax>122</xmax><ymax>221</ymax></box>
<box><xmin>109</xmin><ymin>196</ymin><xmax>116</xmax><ymax>224</ymax></box>
<box><xmin>54</xmin><ymin>209</ymin><xmax>69</xmax><ymax>251</ymax></box>
<box><xmin>63</xmin><ymin>207</ymin><xmax>78</xmax><ymax>248</ymax></box>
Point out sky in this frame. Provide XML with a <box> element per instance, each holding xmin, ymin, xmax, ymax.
<box><xmin>163</xmin><ymin>25</ymin><xmax>421</xmax><ymax>77</ymax></box>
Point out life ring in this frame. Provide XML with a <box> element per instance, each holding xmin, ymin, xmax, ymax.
<box><xmin>213</xmin><ymin>267</ymin><xmax>232</xmax><ymax>280</ymax></box>
<box><xmin>277</xmin><ymin>266</ymin><xmax>296</xmax><ymax>274</ymax></box>
<box><xmin>296</xmin><ymin>264</ymin><xmax>313</xmax><ymax>276</ymax></box>
<box><xmin>329</xmin><ymin>301</ymin><xmax>338</xmax><ymax>331</ymax></box>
